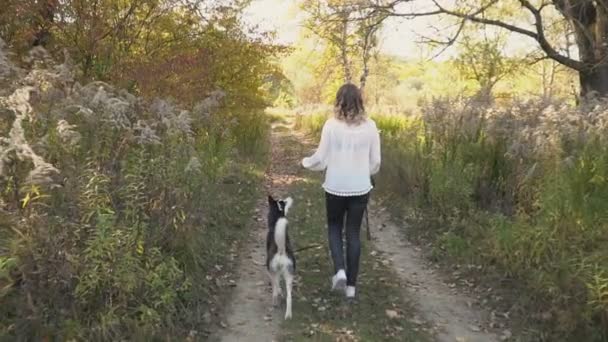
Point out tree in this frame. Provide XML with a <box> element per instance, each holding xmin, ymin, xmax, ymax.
<box><xmin>365</xmin><ymin>54</ymin><xmax>400</xmax><ymax>106</ymax></box>
<box><xmin>0</xmin><ymin>0</ymin><xmax>281</xmax><ymax>107</ymax></box>
<box><xmin>454</xmin><ymin>28</ymin><xmax>520</xmax><ymax>103</ymax></box>
<box><xmin>338</xmin><ymin>0</ymin><xmax>608</xmax><ymax>97</ymax></box>
<box><xmin>302</xmin><ymin>0</ymin><xmax>385</xmax><ymax>92</ymax></box>
<box><xmin>0</xmin><ymin>0</ymin><xmax>59</xmax><ymax>52</ymax></box>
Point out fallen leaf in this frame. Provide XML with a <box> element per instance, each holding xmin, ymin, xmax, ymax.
<box><xmin>469</xmin><ymin>325</ymin><xmax>481</xmax><ymax>332</ymax></box>
<box><xmin>385</xmin><ymin>309</ymin><xmax>400</xmax><ymax>319</ymax></box>
<box><xmin>410</xmin><ymin>317</ymin><xmax>424</xmax><ymax>325</ymax></box>
<box><xmin>202</xmin><ymin>312</ymin><xmax>212</xmax><ymax>324</ymax></box>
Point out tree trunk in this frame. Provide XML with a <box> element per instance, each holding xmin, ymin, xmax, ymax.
<box><xmin>556</xmin><ymin>0</ymin><xmax>608</xmax><ymax>97</ymax></box>
<box><xmin>340</xmin><ymin>15</ymin><xmax>352</xmax><ymax>83</ymax></box>
<box><xmin>541</xmin><ymin>60</ymin><xmax>558</xmax><ymax>101</ymax></box>
<box><xmin>472</xmin><ymin>84</ymin><xmax>494</xmax><ymax>105</ymax></box>
<box><xmin>32</xmin><ymin>0</ymin><xmax>58</xmax><ymax>47</ymax></box>
<box><xmin>359</xmin><ymin>27</ymin><xmax>373</xmax><ymax>92</ymax></box>
<box><xmin>579</xmin><ymin>65</ymin><xmax>608</xmax><ymax>97</ymax></box>
<box><xmin>359</xmin><ymin>67</ymin><xmax>369</xmax><ymax>92</ymax></box>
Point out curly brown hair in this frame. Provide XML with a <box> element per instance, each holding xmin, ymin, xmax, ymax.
<box><xmin>334</xmin><ymin>83</ymin><xmax>366</xmax><ymax>125</ymax></box>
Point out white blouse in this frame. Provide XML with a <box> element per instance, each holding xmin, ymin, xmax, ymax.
<box><xmin>302</xmin><ymin>117</ymin><xmax>381</xmax><ymax>196</ymax></box>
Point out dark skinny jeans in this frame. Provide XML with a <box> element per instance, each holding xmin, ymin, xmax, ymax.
<box><xmin>325</xmin><ymin>192</ymin><xmax>369</xmax><ymax>286</ymax></box>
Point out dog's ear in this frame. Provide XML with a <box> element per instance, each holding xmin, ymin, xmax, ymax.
<box><xmin>268</xmin><ymin>195</ymin><xmax>275</xmax><ymax>205</ymax></box>
<box><xmin>283</xmin><ymin>197</ymin><xmax>293</xmax><ymax>215</ymax></box>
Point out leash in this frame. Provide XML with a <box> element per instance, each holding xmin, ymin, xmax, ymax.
<box><xmin>294</xmin><ymin>243</ymin><xmax>322</xmax><ymax>253</ymax></box>
<box><xmin>264</xmin><ymin>178</ymin><xmax>376</xmax><ymax>258</ymax></box>
<box><xmin>252</xmin><ymin>244</ymin><xmax>323</xmax><ymax>267</ymax></box>
<box><xmin>296</xmin><ymin>179</ymin><xmax>375</xmax><ymax>248</ymax></box>
<box><xmin>365</xmin><ymin>207</ymin><xmax>371</xmax><ymax>240</ymax></box>
<box><xmin>365</xmin><ymin>176</ymin><xmax>375</xmax><ymax>241</ymax></box>
<box><xmin>256</xmin><ymin>177</ymin><xmax>375</xmax><ymax>267</ymax></box>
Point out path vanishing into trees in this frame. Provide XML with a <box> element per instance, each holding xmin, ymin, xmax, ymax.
<box><xmin>213</xmin><ymin>113</ymin><xmax>506</xmax><ymax>342</ymax></box>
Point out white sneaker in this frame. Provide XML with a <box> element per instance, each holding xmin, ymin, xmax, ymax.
<box><xmin>345</xmin><ymin>286</ymin><xmax>356</xmax><ymax>299</ymax></box>
<box><xmin>331</xmin><ymin>269</ymin><xmax>347</xmax><ymax>291</ymax></box>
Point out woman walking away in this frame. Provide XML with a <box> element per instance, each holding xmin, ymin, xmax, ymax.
<box><xmin>301</xmin><ymin>83</ymin><xmax>381</xmax><ymax>299</ymax></box>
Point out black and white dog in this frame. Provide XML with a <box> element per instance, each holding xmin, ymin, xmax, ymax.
<box><xmin>266</xmin><ymin>195</ymin><xmax>296</xmax><ymax>319</ymax></box>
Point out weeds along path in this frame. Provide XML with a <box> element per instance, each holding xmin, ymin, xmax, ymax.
<box><xmin>216</xmin><ymin>112</ymin><xmax>502</xmax><ymax>342</ymax></box>
<box><xmin>370</xmin><ymin>205</ymin><xmax>504</xmax><ymax>342</ymax></box>
<box><xmin>214</xmin><ymin>117</ymin><xmax>301</xmax><ymax>342</ymax></box>
<box><xmin>276</xmin><ymin>116</ymin><xmax>432</xmax><ymax>342</ymax></box>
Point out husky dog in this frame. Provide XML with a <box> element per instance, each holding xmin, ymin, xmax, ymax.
<box><xmin>266</xmin><ymin>195</ymin><xmax>296</xmax><ymax>319</ymax></box>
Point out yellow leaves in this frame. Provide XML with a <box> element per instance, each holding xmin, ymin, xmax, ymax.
<box><xmin>137</xmin><ymin>240</ymin><xmax>145</xmax><ymax>256</ymax></box>
<box><xmin>172</xmin><ymin>208</ymin><xmax>187</xmax><ymax>230</ymax></box>
<box><xmin>589</xmin><ymin>174</ymin><xmax>605</xmax><ymax>185</ymax></box>
<box><xmin>0</xmin><ymin>256</ymin><xmax>17</xmax><ymax>279</ymax></box>
<box><xmin>20</xmin><ymin>184</ymin><xmax>49</xmax><ymax>208</ymax></box>
<box><xmin>588</xmin><ymin>270</ymin><xmax>608</xmax><ymax>311</ymax></box>
<box><xmin>0</xmin><ymin>256</ymin><xmax>18</xmax><ymax>298</ymax></box>
<box><xmin>177</xmin><ymin>209</ymin><xmax>186</xmax><ymax>223</ymax></box>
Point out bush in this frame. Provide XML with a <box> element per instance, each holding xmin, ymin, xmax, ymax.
<box><xmin>0</xmin><ymin>42</ymin><xmax>269</xmax><ymax>340</ymax></box>
<box><xmin>296</xmin><ymin>97</ymin><xmax>608</xmax><ymax>341</ymax></box>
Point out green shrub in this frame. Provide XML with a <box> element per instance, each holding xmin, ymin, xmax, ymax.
<box><xmin>0</xmin><ymin>44</ymin><xmax>269</xmax><ymax>340</ymax></box>
<box><xmin>296</xmin><ymin>97</ymin><xmax>608</xmax><ymax>340</ymax></box>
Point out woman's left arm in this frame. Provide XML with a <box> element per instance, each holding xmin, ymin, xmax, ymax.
<box><xmin>370</xmin><ymin>125</ymin><xmax>381</xmax><ymax>175</ymax></box>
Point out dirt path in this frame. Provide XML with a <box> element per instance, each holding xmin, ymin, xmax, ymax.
<box><xmin>370</xmin><ymin>204</ymin><xmax>505</xmax><ymax>342</ymax></box>
<box><xmin>215</xmin><ymin>113</ymin><xmax>508</xmax><ymax>342</ymax></box>
<box><xmin>214</xmin><ymin>119</ymin><xmax>301</xmax><ymax>342</ymax></box>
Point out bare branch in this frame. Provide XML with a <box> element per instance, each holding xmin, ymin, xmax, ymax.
<box><xmin>527</xmin><ymin>54</ymin><xmax>552</xmax><ymax>65</ymax></box>
<box><xmin>415</xmin><ymin>20</ymin><xmax>466</xmax><ymax>61</ymax></box>
<box><xmin>360</xmin><ymin>16</ymin><xmax>384</xmax><ymax>90</ymax></box>
<box><xmin>381</xmin><ymin>9</ymin><xmax>443</xmax><ymax>18</ymax></box>
<box><xmin>428</xmin><ymin>0</ymin><xmax>586</xmax><ymax>71</ymax></box>
<box><xmin>517</xmin><ymin>0</ymin><xmax>585</xmax><ymax>70</ymax></box>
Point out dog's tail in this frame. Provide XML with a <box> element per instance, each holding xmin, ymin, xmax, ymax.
<box><xmin>274</xmin><ymin>217</ymin><xmax>288</xmax><ymax>255</ymax></box>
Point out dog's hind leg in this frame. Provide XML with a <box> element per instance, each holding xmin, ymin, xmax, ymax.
<box><xmin>284</xmin><ymin>272</ymin><xmax>293</xmax><ymax>319</ymax></box>
<box><xmin>270</xmin><ymin>271</ymin><xmax>282</xmax><ymax>307</ymax></box>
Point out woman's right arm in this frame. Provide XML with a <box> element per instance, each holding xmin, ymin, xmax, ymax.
<box><xmin>369</xmin><ymin>124</ymin><xmax>381</xmax><ymax>175</ymax></box>
<box><xmin>302</xmin><ymin>121</ymin><xmax>331</xmax><ymax>171</ymax></box>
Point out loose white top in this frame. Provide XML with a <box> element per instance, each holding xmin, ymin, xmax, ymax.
<box><xmin>302</xmin><ymin>117</ymin><xmax>381</xmax><ymax>196</ymax></box>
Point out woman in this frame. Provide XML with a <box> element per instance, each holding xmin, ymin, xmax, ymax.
<box><xmin>301</xmin><ymin>83</ymin><xmax>381</xmax><ymax>299</ymax></box>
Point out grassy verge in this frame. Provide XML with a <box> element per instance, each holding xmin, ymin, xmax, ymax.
<box><xmin>190</xmin><ymin>163</ymin><xmax>267</xmax><ymax>339</ymax></box>
<box><xmin>372</xmin><ymin>112</ymin><xmax>608</xmax><ymax>342</ymax></box>
<box><xmin>0</xmin><ymin>63</ymin><xmax>272</xmax><ymax>340</ymax></box>
<box><xmin>277</xmin><ymin>128</ymin><xmax>431</xmax><ymax>342</ymax></box>
<box><xmin>294</xmin><ymin>106</ymin><xmax>608</xmax><ymax>341</ymax></box>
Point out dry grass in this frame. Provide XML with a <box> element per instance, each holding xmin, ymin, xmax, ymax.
<box><xmin>296</xmin><ymin>97</ymin><xmax>608</xmax><ymax>341</ymax></box>
<box><xmin>0</xmin><ymin>42</ymin><xmax>270</xmax><ymax>340</ymax></box>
